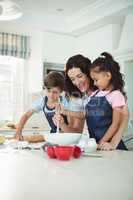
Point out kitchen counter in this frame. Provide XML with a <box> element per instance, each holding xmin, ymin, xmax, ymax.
<box><xmin>0</xmin><ymin>128</ymin><xmax>49</xmax><ymax>135</ymax></box>
<box><xmin>0</xmin><ymin>149</ymin><xmax>132</xmax><ymax>200</ymax></box>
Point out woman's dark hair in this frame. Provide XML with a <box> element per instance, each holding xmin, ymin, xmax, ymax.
<box><xmin>65</xmin><ymin>54</ymin><xmax>94</xmax><ymax>97</ymax></box>
<box><xmin>43</xmin><ymin>71</ymin><xmax>65</xmax><ymax>91</ymax></box>
<box><xmin>91</xmin><ymin>52</ymin><xmax>126</xmax><ymax>97</ymax></box>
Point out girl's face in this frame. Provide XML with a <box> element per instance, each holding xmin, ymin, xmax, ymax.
<box><xmin>90</xmin><ymin>70</ymin><xmax>112</xmax><ymax>91</ymax></box>
<box><xmin>46</xmin><ymin>87</ymin><xmax>61</xmax><ymax>102</ymax></box>
<box><xmin>67</xmin><ymin>68</ymin><xmax>89</xmax><ymax>92</ymax></box>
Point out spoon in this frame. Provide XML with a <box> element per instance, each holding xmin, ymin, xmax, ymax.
<box><xmin>55</xmin><ymin>98</ymin><xmax>61</xmax><ymax>133</ymax></box>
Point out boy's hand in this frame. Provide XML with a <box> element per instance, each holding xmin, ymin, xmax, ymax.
<box><xmin>14</xmin><ymin>132</ymin><xmax>23</xmax><ymax>141</ymax></box>
<box><xmin>98</xmin><ymin>141</ymin><xmax>115</xmax><ymax>151</ymax></box>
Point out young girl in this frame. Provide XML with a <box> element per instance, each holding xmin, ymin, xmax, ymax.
<box><xmin>86</xmin><ymin>52</ymin><xmax>128</xmax><ymax>150</ymax></box>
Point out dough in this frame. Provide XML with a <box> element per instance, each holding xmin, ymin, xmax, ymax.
<box><xmin>23</xmin><ymin>134</ymin><xmax>45</xmax><ymax>143</ymax></box>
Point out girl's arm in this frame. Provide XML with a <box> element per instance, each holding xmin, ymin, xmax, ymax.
<box><xmin>99</xmin><ymin>107</ymin><xmax>122</xmax><ymax>143</ymax></box>
<box><xmin>99</xmin><ymin>105</ymin><xmax>129</xmax><ymax>150</ymax></box>
<box><xmin>110</xmin><ymin>105</ymin><xmax>129</xmax><ymax>148</ymax></box>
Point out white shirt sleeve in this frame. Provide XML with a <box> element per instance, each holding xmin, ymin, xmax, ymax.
<box><xmin>61</xmin><ymin>95</ymin><xmax>84</xmax><ymax>112</ymax></box>
<box><xmin>31</xmin><ymin>97</ymin><xmax>45</xmax><ymax>113</ymax></box>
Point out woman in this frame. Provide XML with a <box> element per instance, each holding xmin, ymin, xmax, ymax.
<box><xmin>53</xmin><ymin>55</ymin><xmax>93</xmax><ymax>133</ymax></box>
<box><xmin>64</xmin><ymin>54</ymin><xmax>129</xmax><ymax>150</ymax></box>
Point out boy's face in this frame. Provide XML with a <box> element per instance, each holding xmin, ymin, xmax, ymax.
<box><xmin>46</xmin><ymin>87</ymin><xmax>61</xmax><ymax>101</ymax></box>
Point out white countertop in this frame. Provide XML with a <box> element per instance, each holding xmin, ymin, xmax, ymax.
<box><xmin>0</xmin><ymin>149</ymin><xmax>133</xmax><ymax>200</ymax></box>
<box><xmin>0</xmin><ymin>128</ymin><xmax>49</xmax><ymax>135</ymax></box>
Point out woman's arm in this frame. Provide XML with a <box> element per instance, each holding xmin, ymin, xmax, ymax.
<box><xmin>53</xmin><ymin>110</ymin><xmax>85</xmax><ymax>133</ymax></box>
<box><xmin>59</xmin><ymin>115</ymin><xmax>85</xmax><ymax>133</ymax></box>
<box><xmin>60</xmin><ymin>106</ymin><xmax>84</xmax><ymax>118</ymax></box>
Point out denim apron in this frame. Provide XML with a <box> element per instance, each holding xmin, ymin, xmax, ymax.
<box><xmin>43</xmin><ymin>96</ymin><xmax>57</xmax><ymax>133</ymax></box>
<box><xmin>85</xmin><ymin>90</ymin><xmax>127</xmax><ymax>150</ymax></box>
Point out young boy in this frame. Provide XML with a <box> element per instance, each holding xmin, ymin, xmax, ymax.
<box><xmin>15</xmin><ymin>71</ymin><xmax>65</xmax><ymax>140</ymax></box>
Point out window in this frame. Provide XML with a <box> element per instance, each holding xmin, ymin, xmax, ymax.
<box><xmin>0</xmin><ymin>68</ymin><xmax>13</xmax><ymax>121</ymax></box>
<box><xmin>0</xmin><ymin>56</ymin><xmax>25</xmax><ymax>122</ymax></box>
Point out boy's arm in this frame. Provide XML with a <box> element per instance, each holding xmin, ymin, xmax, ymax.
<box><xmin>15</xmin><ymin>110</ymin><xmax>34</xmax><ymax>140</ymax></box>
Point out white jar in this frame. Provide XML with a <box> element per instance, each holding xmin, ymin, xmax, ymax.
<box><xmin>84</xmin><ymin>138</ymin><xmax>97</xmax><ymax>153</ymax></box>
<box><xmin>77</xmin><ymin>133</ymin><xmax>89</xmax><ymax>150</ymax></box>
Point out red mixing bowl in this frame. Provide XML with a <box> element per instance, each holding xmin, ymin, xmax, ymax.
<box><xmin>54</xmin><ymin>146</ymin><xmax>74</xmax><ymax>160</ymax></box>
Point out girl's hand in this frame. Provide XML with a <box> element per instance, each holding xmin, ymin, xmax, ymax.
<box><xmin>98</xmin><ymin>141</ymin><xmax>115</xmax><ymax>151</ymax></box>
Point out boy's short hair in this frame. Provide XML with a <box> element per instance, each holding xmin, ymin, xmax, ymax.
<box><xmin>43</xmin><ymin>71</ymin><xmax>65</xmax><ymax>91</ymax></box>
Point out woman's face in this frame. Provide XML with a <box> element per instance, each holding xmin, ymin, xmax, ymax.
<box><xmin>67</xmin><ymin>68</ymin><xmax>89</xmax><ymax>92</ymax></box>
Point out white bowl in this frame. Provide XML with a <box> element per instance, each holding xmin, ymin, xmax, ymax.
<box><xmin>44</xmin><ymin>133</ymin><xmax>82</xmax><ymax>145</ymax></box>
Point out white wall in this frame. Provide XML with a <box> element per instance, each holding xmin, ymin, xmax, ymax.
<box><xmin>74</xmin><ymin>25</ymin><xmax>113</xmax><ymax>60</ymax></box>
<box><xmin>28</xmin><ymin>31</ymin><xmax>75</xmax><ymax>92</ymax></box>
<box><xmin>124</xmin><ymin>60</ymin><xmax>133</xmax><ymax>112</ymax></box>
<box><xmin>43</xmin><ymin>32</ymin><xmax>75</xmax><ymax>64</ymax></box>
<box><xmin>124</xmin><ymin>60</ymin><xmax>133</xmax><ymax>133</ymax></box>
<box><xmin>27</xmin><ymin>31</ymin><xmax>44</xmax><ymax>93</ymax></box>
<box><xmin>74</xmin><ymin>14</ymin><xmax>133</xmax><ymax>59</ymax></box>
<box><xmin>28</xmin><ymin>31</ymin><xmax>76</xmax><ymax>92</ymax></box>
<box><xmin>119</xmin><ymin>14</ymin><xmax>133</xmax><ymax>50</ymax></box>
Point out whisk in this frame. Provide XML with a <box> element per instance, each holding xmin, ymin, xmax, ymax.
<box><xmin>55</xmin><ymin>98</ymin><xmax>61</xmax><ymax>133</ymax></box>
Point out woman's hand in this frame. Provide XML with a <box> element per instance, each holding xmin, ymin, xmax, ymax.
<box><xmin>98</xmin><ymin>141</ymin><xmax>115</xmax><ymax>151</ymax></box>
<box><xmin>52</xmin><ymin>113</ymin><xmax>64</xmax><ymax>127</ymax></box>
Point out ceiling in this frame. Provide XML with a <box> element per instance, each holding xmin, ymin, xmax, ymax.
<box><xmin>0</xmin><ymin>0</ymin><xmax>133</xmax><ymax>36</ymax></box>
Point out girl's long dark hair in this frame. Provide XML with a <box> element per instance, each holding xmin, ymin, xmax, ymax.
<box><xmin>65</xmin><ymin>54</ymin><xmax>95</xmax><ymax>98</ymax></box>
<box><xmin>91</xmin><ymin>52</ymin><xmax>126</xmax><ymax>97</ymax></box>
